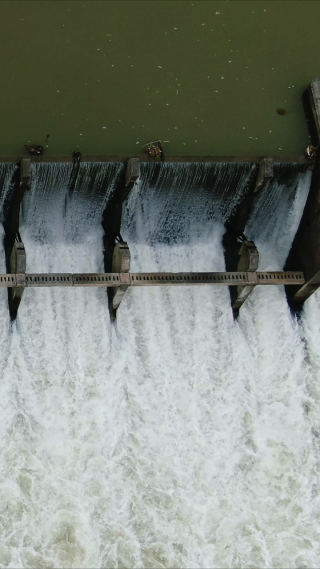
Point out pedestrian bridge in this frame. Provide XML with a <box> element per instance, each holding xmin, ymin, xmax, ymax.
<box><xmin>0</xmin><ymin>271</ymin><xmax>305</xmax><ymax>288</ymax></box>
<box><xmin>3</xmin><ymin>260</ymin><xmax>307</xmax><ymax>320</ymax></box>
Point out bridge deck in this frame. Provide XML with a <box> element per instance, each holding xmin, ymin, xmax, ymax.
<box><xmin>0</xmin><ymin>272</ymin><xmax>305</xmax><ymax>288</ymax></box>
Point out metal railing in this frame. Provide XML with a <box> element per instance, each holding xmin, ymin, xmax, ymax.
<box><xmin>0</xmin><ymin>271</ymin><xmax>305</xmax><ymax>288</ymax></box>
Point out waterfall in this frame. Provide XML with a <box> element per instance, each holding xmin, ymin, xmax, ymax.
<box><xmin>245</xmin><ymin>163</ymin><xmax>312</xmax><ymax>269</ymax></box>
<box><xmin>0</xmin><ymin>162</ymin><xmax>318</xmax><ymax>568</ymax></box>
<box><xmin>124</xmin><ymin>161</ymin><xmax>258</xmax><ymax>244</ymax></box>
<box><xmin>22</xmin><ymin>161</ymin><xmax>124</xmax><ymax>245</ymax></box>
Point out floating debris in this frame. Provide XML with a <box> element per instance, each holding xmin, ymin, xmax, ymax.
<box><xmin>72</xmin><ymin>151</ymin><xmax>81</xmax><ymax>164</ymax></box>
<box><xmin>305</xmin><ymin>145</ymin><xmax>318</xmax><ymax>162</ymax></box>
<box><xmin>142</xmin><ymin>140</ymin><xmax>164</xmax><ymax>160</ymax></box>
<box><xmin>24</xmin><ymin>144</ymin><xmax>44</xmax><ymax>156</ymax></box>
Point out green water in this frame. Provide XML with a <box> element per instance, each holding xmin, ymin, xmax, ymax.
<box><xmin>0</xmin><ymin>0</ymin><xmax>319</xmax><ymax>157</ymax></box>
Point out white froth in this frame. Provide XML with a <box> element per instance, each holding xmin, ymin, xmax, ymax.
<box><xmin>0</xmin><ymin>166</ymin><xmax>318</xmax><ymax>567</ymax></box>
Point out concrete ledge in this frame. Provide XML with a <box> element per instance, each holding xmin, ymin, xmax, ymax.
<box><xmin>0</xmin><ymin>155</ymin><xmax>308</xmax><ymax>164</ymax></box>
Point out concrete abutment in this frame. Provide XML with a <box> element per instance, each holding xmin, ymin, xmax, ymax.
<box><xmin>285</xmin><ymin>78</ymin><xmax>320</xmax><ymax>306</ymax></box>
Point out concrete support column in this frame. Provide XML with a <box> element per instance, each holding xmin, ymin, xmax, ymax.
<box><xmin>233</xmin><ymin>240</ymin><xmax>259</xmax><ymax>316</ymax></box>
<box><xmin>102</xmin><ymin>158</ymin><xmax>139</xmax><ymax>278</ymax></box>
<box><xmin>110</xmin><ymin>242</ymin><xmax>131</xmax><ymax>319</ymax></box>
<box><xmin>9</xmin><ymin>242</ymin><xmax>26</xmax><ymax>319</ymax></box>
<box><xmin>285</xmin><ymin>78</ymin><xmax>320</xmax><ymax>305</ymax></box>
<box><xmin>254</xmin><ymin>157</ymin><xmax>274</xmax><ymax>194</ymax></box>
<box><xmin>3</xmin><ymin>158</ymin><xmax>30</xmax><ymax>248</ymax></box>
<box><xmin>125</xmin><ymin>157</ymin><xmax>140</xmax><ymax>187</ymax></box>
<box><xmin>103</xmin><ymin>158</ymin><xmax>140</xmax><ymax>245</ymax></box>
<box><xmin>223</xmin><ymin>159</ymin><xmax>270</xmax><ymax>281</ymax></box>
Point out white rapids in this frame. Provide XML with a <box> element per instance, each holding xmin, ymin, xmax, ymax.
<box><xmin>0</xmin><ymin>166</ymin><xmax>319</xmax><ymax>568</ymax></box>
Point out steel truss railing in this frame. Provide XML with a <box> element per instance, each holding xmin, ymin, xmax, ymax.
<box><xmin>0</xmin><ymin>271</ymin><xmax>305</xmax><ymax>288</ymax></box>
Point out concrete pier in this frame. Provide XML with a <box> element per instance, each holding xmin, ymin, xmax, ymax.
<box><xmin>102</xmin><ymin>158</ymin><xmax>139</xmax><ymax>313</ymax></box>
<box><xmin>9</xmin><ymin>241</ymin><xmax>26</xmax><ymax>319</ymax></box>
<box><xmin>3</xmin><ymin>158</ymin><xmax>30</xmax><ymax>248</ymax></box>
<box><xmin>125</xmin><ymin>157</ymin><xmax>140</xmax><ymax>187</ymax></box>
<box><xmin>233</xmin><ymin>241</ymin><xmax>259</xmax><ymax>316</ymax></box>
<box><xmin>102</xmin><ymin>157</ymin><xmax>140</xmax><ymax>245</ymax></box>
<box><xmin>223</xmin><ymin>157</ymin><xmax>272</xmax><ymax>282</ymax></box>
<box><xmin>254</xmin><ymin>158</ymin><xmax>274</xmax><ymax>194</ymax></box>
<box><xmin>285</xmin><ymin>78</ymin><xmax>320</xmax><ymax>305</ymax></box>
<box><xmin>110</xmin><ymin>242</ymin><xmax>131</xmax><ymax>319</ymax></box>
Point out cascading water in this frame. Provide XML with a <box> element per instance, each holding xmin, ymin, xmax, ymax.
<box><xmin>0</xmin><ymin>162</ymin><xmax>319</xmax><ymax>568</ymax></box>
<box><xmin>125</xmin><ymin>161</ymin><xmax>258</xmax><ymax>244</ymax></box>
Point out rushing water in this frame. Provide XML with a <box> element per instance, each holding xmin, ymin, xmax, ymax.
<box><xmin>0</xmin><ymin>164</ymin><xmax>319</xmax><ymax>568</ymax></box>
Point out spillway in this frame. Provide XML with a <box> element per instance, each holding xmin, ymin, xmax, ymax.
<box><xmin>0</xmin><ymin>162</ymin><xmax>319</xmax><ymax>568</ymax></box>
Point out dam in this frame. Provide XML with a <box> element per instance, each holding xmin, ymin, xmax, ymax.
<box><xmin>0</xmin><ymin>156</ymin><xmax>311</xmax><ymax>319</ymax></box>
<box><xmin>2</xmin><ymin>79</ymin><xmax>320</xmax><ymax>321</ymax></box>
<box><xmin>0</xmin><ymin>83</ymin><xmax>319</xmax><ymax>567</ymax></box>
<box><xmin>0</xmin><ymin>143</ymin><xmax>319</xmax><ymax>567</ymax></box>
<box><xmin>1</xmin><ymin>71</ymin><xmax>320</xmax><ymax>327</ymax></box>
<box><xmin>1</xmin><ymin>0</ymin><xmax>320</xmax><ymax>559</ymax></box>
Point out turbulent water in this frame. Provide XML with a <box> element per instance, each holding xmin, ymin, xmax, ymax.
<box><xmin>0</xmin><ymin>163</ymin><xmax>319</xmax><ymax>568</ymax></box>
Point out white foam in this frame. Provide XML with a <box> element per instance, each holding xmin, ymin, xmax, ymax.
<box><xmin>0</xmin><ymin>169</ymin><xmax>318</xmax><ymax>567</ymax></box>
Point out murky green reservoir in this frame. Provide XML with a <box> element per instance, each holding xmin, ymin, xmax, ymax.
<box><xmin>0</xmin><ymin>0</ymin><xmax>320</xmax><ymax>157</ymax></box>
